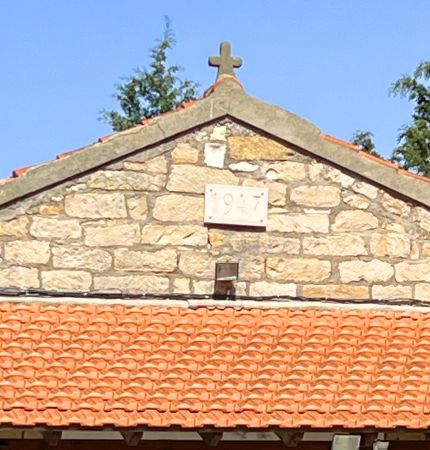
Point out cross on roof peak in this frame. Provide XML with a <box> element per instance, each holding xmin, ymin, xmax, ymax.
<box><xmin>209</xmin><ymin>42</ymin><xmax>242</xmax><ymax>80</ymax></box>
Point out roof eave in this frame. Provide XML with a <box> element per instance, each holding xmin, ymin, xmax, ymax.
<box><xmin>1</xmin><ymin>78</ymin><xmax>429</xmax><ymax>208</ymax></box>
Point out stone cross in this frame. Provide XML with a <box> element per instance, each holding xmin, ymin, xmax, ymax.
<box><xmin>209</xmin><ymin>42</ymin><xmax>242</xmax><ymax>79</ymax></box>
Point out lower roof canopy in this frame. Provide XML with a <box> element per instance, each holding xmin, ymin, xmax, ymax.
<box><xmin>0</xmin><ymin>301</ymin><xmax>429</xmax><ymax>430</ymax></box>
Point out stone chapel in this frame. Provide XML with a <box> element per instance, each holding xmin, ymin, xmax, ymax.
<box><xmin>0</xmin><ymin>42</ymin><xmax>429</xmax><ymax>450</ymax></box>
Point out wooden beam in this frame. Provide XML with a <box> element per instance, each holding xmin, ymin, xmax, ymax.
<box><xmin>43</xmin><ymin>431</ymin><xmax>62</xmax><ymax>447</ymax></box>
<box><xmin>198</xmin><ymin>431</ymin><xmax>223</xmax><ymax>447</ymax></box>
<box><xmin>362</xmin><ymin>433</ymin><xmax>378</xmax><ymax>448</ymax></box>
<box><xmin>275</xmin><ymin>431</ymin><xmax>304</xmax><ymax>447</ymax></box>
<box><xmin>120</xmin><ymin>431</ymin><xmax>143</xmax><ymax>446</ymax></box>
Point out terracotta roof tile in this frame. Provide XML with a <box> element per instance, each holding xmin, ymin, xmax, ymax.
<box><xmin>320</xmin><ymin>132</ymin><xmax>430</xmax><ymax>184</ymax></box>
<box><xmin>0</xmin><ymin>302</ymin><xmax>430</xmax><ymax>430</ymax></box>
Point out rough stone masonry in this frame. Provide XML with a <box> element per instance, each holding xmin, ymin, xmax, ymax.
<box><xmin>0</xmin><ymin>119</ymin><xmax>429</xmax><ymax>301</ymax></box>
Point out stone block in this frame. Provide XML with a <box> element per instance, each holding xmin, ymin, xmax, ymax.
<box><xmin>415</xmin><ymin>207</ymin><xmax>430</xmax><ymax>232</ymax></box>
<box><xmin>325</xmin><ymin>167</ymin><xmax>355</xmax><ymax>187</ymax></box>
<box><xmin>204</xmin><ymin>143</ymin><xmax>226</xmax><ymax>168</ymax></box>
<box><xmin>415</xmin><ymin>284</ymin><xmax>430</xmax><ymax>301</ymax></box>
<box><xmin>39</xmin><ymin>204</ymin><xmax>64</xmax><ymax>215</ymax></box>
<box><xmin>65</xmin><ymin>193</ymin><xmax>127</xmax><ymax>219</ymax></box>
<box><xmin>114</xmin><ymin>248</ymin><xmax>177</xmax><ymax>273</ymax></box>
<box><xmin>193</xmin><ymin>280</ymin><xmax>214</xmax><ymax>294</ymax></box>
<box><xmin>259</xmin><ymin>235</ymin><xmax>300</xmax><ymax>255</ymax></box>
<box><xmin>84</xmin><ymin>222</ymin><xmax>140</xmax><ymax>246</ymax></box>
<box><xmin>342</xmin><ymin>194</ymin><xmax>370</xmax><ymax>210</ymax></box>
<box><xmin>30</xmin><ymin>217</ymin><xmax>82</xmax><ymax>240</ymax></box>
<box><xmin>239</xmin><ymin>256</ymin><xmax>265</xmax><ymax>280</ymax></box>
<box><xmin>395</xmin><ymin>261</ymin><xmax>430</xmax><ymax>282</ymax></box>
<box><xmin>422</xmin><ymin>242</ymin><xmax>430</xmax><ymax>257</ymax></box>
<box><xmin>167</xmin><ymin>165</ymin><xmax>238</xmax><ymax>193</ymax></box>
<box><xmin>210</xmin><ymin>125</ymin><xmax>227</xmax><ymax>141</ymax></box>
<box><xmin>0</xmin><ymin>216</ymin><xmax>29</xmax><ymax>237</ymax></box>
<box><xmin>242</xmin><ymin>179</ymin><xmax>287</xmax><ymax>206</ymax></box>
<box><xmin>5</xmin><ymin>240</ymin><xmax>50</xmax><ymax>265</ymax></box>
<box><xmin>332</xmin><ymin>210</ymin><xmax>378</xmax><ymax>231</ymax></box>
<box><xmin>171</xmin><ymin>143</ymin><xmax>199</xmax><ymax>164</ymax></box>
<box><xmin>228</xmin><ymin>135</ymin><xmax>294</xmax><ymax>160</ymax></box>
<box><xmin>371</xmin><ymin>285</ymin><xmax>412</xmax><ymax>300</ymax></box>
<box><xmin>0</xmin><ymin>267</ymin><xmax>39</xmax><ymax>288</ymax></box>
<box><xmin>228</xmin><ymin>162</ymin><xmax>258</xmax><ymax>172</ymax></box>
<box><xmin>370</xmin><ymin>233</ymin><xmax>410</xmax><ymax>258</ymax></box>
<box><xmin>351</xmin><ymin>182</ymin><xmax>380</xmax><ymax>199</ymax></box>
<box><xmin>124</xmin><ymin>154</ymin><xmax>168</xmax><ymax>173</ymax></box>
<box><xmin>262</xmin><ymin>161</ymin><xmax>306</xmax><ymax>182</ymax></box>
<box><xmin>291</xmin><ymin>185</ymin><xmax>341</xmax><ymax>207</ymax></box>
<box><xmin>303</xmin><ymin>284</ymin><xmax>369</xmax><ymax>299</ymax></box>
<box><xmin>94</xmin><ymin>275</ymin><xmax>169</xmax><ymax>293</ymax></box>
<box><xmin>266</xmin><ymin>257</ymin><xmax>331</xmax><ymax>282</ymax></box>
<box><xmin>127</xmin><ymin>196</ymin><xmax>148</xmax><ymax>220</ymax></box>
<box><xmin>267</xmin><ymin>213</ymin><xmax>329</xmax><ymax>233</ymax></box>
<box><xmin>303</xmin><ymin>235</ymin><xmax>367</xmax><ymax>256</ymax></box>
<box><xmin>153</xmin><ymin>194</ymin><xmax>204</xmax><ymax>222</ymax></box>
<box><xmin>381</xmin><ymin>193</ymin><xmax>411</xmax><ymax>216</ymax></box>
<box><xmin>208</xmin><ymin>230</ymin><xmax>228</xmax><ymax>248</ymax></box>
<box><xmin>179</xmin><ymin>252</ymin><xmax>214</xmax><ymax>278</ymax></box>
<box><xmin>141</xmin><ymin>224</ymin><xmax>208</xmax><ymax>246</ymax></box>
<box><xmin>41</xmin><ymin>270</ymin><xmax>92</xmax><ymax>291</ymax></box>
<box><xmin>173</xmin><ymin>278</ymin><xmax>191</xmax><ymax>294</ymax></box>
<box><xmin>339</xmin><ymin>260</ymin><xmax>394</xmax><ymax>283</ymax></box>
<box><xmin>52</xmin><ymin>246</ymin><xmax>112</xmax><ymax>272</ymax></box>
<box><xmin>88</xmin><ymin>170</ymin><xmax>165</xmax><ymax>191</ymax></box>
<box><xmin>249</xmin><ymin>281</ymin><xmax>296</xmax><ymax>297</ymax></box>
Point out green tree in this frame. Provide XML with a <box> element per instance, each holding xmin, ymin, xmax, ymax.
<box><xmin>390</xmin><ymin>61</ymin><xmax>430</xmax><ymax>176</ymax></box>
<box><xmin>101</xmin><ymin>21</ymin><xmax>199</xmax><ymax>132</ymax></box>
<box><xmin>351</xmin><ymin>130</ymin><xmax>381</xmax><ymax>157</ymax></box>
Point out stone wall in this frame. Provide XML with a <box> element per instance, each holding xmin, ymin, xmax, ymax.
<box><xmin>0</xmin><ymin>120</ymin><xmax>429</xmax><ymax>300</ymax></box>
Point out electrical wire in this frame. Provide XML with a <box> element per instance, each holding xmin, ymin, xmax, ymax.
<box><xmin>0</xmin><ymin>288</ymin><xmax>428</xmax><ymax>308</ymax></box>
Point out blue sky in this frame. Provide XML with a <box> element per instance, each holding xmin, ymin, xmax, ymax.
<box><xmin>0</xmin><ymin>1</ymin><xmax>428</xmax><ymax>178</ymax></box>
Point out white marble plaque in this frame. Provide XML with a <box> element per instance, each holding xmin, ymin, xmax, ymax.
<box><xmin>204</xmin><ymin>184</ymin><xmax>268</xmax><ymax>227</ymax></box>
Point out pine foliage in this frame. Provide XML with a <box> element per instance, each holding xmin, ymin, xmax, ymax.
<box><xmin>101</xmin><ymin>21</ymin><xmax>199</xmax><ymax>131</ymax></box>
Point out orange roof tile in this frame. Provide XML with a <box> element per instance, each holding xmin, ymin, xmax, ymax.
<box><xmin>320</xmin><ymin>132</ymin><xmax>430</xmax><ymax>184</ymax></box>
<box><xmin>1</xmin><ymin>302</ymin><xmax>430</xmax><ymax>430</ymax></box>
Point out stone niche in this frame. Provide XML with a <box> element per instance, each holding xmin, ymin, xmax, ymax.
<box><xmin>0</xmin><ymin>120</ymin><xmax>429</xmax><ymax>301</ymax></box>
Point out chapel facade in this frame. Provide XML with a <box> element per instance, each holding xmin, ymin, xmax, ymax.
<box><xmin>0</xmin><ymin>43</ymin><xmax>429</xmax><ymax>450</ymax></box>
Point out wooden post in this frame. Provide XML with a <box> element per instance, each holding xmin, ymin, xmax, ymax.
<box><xmin>275</xmin><ymin>431</ymin><xmax>304</xmax><ymax>447</ymax></box>
<box><xmin>120</xmin><ymin>431</ymin><xmax>143</xmax><ymax>446</ymax></box>
<box><xmin>198</xmin><ymin>431</ymin><xmax>223</xmax><ymax>447</ymax></box>
<box><xmin>43</xmin><ymin>431</ymin><xmax>62</xmax><ymax>447</ymax></box>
